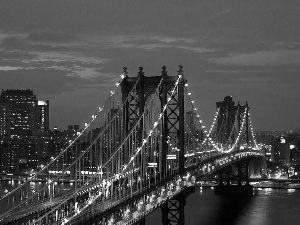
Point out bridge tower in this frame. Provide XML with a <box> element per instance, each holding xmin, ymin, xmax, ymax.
<box><xmin>216</xmin><ymin>96</ymin><xmax>237</xmax><ymax>145</ymax></box>
<box><xmin>216</xmin><ymin>96</ymin><xmax>250</xmax><ymax>147</ymax></box>
<box><xmin>121</xmin><ymin>66</ymin><xmax>186</xmax><ymax>179</ymax></box>
<box><xmin>121</xmin><ymin>66</ymin><xmax>191</xmax><ymax>225</ymax></box>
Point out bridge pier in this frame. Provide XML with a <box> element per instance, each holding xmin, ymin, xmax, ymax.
<box><xmin>161</xmin><ymin>186</ymin><xmax>195</xmax><ymax>225</ymax></box>
<box><xmin>215</xmin><ymin>160</ymin><xmax>253</xmax><ymax>196</ymax></box>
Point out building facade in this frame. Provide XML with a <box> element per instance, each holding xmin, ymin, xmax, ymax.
<box><xmin>0</xmin><ymin>89</ymin><xmax>50</xmax><ymax>173</ymax></box>
<box><xmin>0</xmin><ymin>89</ymin><xmax>50</xmax><ymax>136</ymax></box>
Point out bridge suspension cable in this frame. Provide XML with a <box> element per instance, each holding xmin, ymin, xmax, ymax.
<box><xmin>248</xmin><ymin>112</ymin><xmax>260</xmax><ymax>150</ymax></box>
<box><xmin>0</xmin><ymin>70</ymin><xmax>138</xmax><ymax>218</ymax></box>
<box><xmin>28</xmin><ymin>73</ymin><xmax>182</xmax><ymax>225</ymax></box>
<box><xmin>183</xmin><ymin>81</ymin><xmax>252</xmax><ymax>154</ymax></box>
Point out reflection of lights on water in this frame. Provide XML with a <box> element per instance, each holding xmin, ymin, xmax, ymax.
<box><xmin>287</xmin><ymin>189</ymin><xmax>296</xmax><ymax>193</ymax></box>
<box><xmin>199</xmin><ymin>186</ymin><xmax>203</xmax><ymax>194</ymax></box>
<box><xmin>211</xmin><ymin>187</ymin><xmax>214</xmax><ymax>190</ymax></box>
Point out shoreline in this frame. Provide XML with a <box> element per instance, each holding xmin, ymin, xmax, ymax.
<box><xmin>197</xmin><ymin>184</ymin><xmax>300</xmax><ymax>190</ymax></box>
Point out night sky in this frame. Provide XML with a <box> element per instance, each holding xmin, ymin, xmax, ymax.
<box><xmin>0</xmin><ymin>0</ymin><xmax>299</xmax><ymax>131</ymax></box>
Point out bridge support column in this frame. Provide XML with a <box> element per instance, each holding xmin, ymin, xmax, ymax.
<box><xmin>161</xmin><ymin>195</ymin><xmax>185</xmax><ymax>225</ymax></box>
<box><xmin>237</xmin><ymin>159</ymin><xmax>250</xmax><ymax>186</ymax></box>
<box><xmin>218</xmin><ymin>166</ymin><xmax>231</xmax><ymax>185</ymax></box>
<box><xmin>161</xmin><ymin>186</ymin><xmax>195</xmax><ymax>225</ymax></box>
<box><xmin>215</xmin><ymin>161</ymin><xmax>253</xmax><ymax>196</ymax></box>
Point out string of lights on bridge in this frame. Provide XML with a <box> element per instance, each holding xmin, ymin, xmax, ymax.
<box><xmin>0</xmin><ymin>72</ymin><xmax>128</xmax><ymax>209</ymax></box>
<box><xmin>30</xmin><ymin>71</ymin><xmax>138</xmax><ymax>225</ymax></box>
<box><xmin>122</xmin><ymin>74</ymin><xmax>182</xmax><ymax>171</ymax></box>
<box><xmin>201</xmin><ymin>107</ymin><xmax>220</xmax><ymax>145</ymax></box>
<box><xmin>184</xmin><ymin>81</ymin><xmax>259</xmax><ymax>154</ymax></box>
<box><xmin>43</xmin><ymin>74</ymin><xmax>165</xmax><ymax>224</ymax></box>
<box><xmin>248</xmin><ymin>112</ymin><xmax>259</xmax><ymax>149</ymax></box>
<box><xmin>59</xmin><ymin>74</ymin><xmax>182</xmax><ymax>224</ymax></box>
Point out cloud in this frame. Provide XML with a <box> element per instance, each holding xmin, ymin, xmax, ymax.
<box><xmin>54</xmin><ymin>66</ymin><xmax>116</xmax><ymax>81</ymax></box>
<box><xmin>24</xmin><ymin>51</ymin><xmax>110</xmax><ymax>65</ymax></box>
<box><xmin>0</xmin><ymin>66</ymin><xmax>22</xmax><ymax>71</ymax></box>
<box><xmin>96</xmin><ymin>34</ymin><xmax>212</xmax><ymax>53</ymax></box>
<box><xmin>211</xmin><ymin>50</ymin><xmax>300</xmax><ymax>66</ymax></box>
<box><xmin>0</xmin><ymin>31</ymin><xmax>116</xmax><ymax>86</ymax></box>
<box><xmin>0</xmin><ymin>31</ymin><xmax>84</xmax><ymax>50</ymax></box>
<box><xmin>152</xmin><ymin>36</ymin><xmax>194</xmax><ymax>45</ymax></box>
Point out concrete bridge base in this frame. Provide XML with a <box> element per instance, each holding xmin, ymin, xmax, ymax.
<box><xmin>215</xmin><ymin>184</ymin><xmax>253</xmax><ymax>196</ymax></box>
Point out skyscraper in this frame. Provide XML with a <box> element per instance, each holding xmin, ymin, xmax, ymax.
<box><xmin>35</xmin><ymin>100</ymin><xmax>50</xmax><ymax>135</ymax></box>
<box><xmin>0</xmin><ymin>90</ymin><xmax>50</xmax><ymax>173</ymax></box>
<box><xmin>0</xmin><ymin>89</ymin><xmax>49</xmax><ymax>136</ymax></box>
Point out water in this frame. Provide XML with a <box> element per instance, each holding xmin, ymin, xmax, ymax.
<box><xmin>1</xmin><ymin>182</ymin><xmax>300</xmax><ymax>225</ymax></box>
<box><xmin>147</xmin><ymin>187</ymin><xmax>300</xmax><ymax>225</ymax></box>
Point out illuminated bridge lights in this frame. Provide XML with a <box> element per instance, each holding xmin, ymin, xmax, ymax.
<box><xmin>0</xmin><ymin>68</ymin><xmax>265</xmax><ymax>225</ymax></box>
<box><xmin>123</xmin><ymin>75</ymin><xmax>181</xmax><ymax>172</ymax></box>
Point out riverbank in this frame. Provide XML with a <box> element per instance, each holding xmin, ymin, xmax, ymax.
<box><xmin>197</xmin><ymin>181</ymin><xmax>300</xmax><ymax>189</ymax></box>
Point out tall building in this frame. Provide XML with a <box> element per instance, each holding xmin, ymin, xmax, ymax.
<box><xmin>0</xmin><ymin>89</ymin><xmax>50</xmax><ymax>173</ymax></box>
<box><xmin>35</xmin><ymin>100</ymin><xmax>50</xmax><ymax>135</ymax></box>
<box><xmin>272</xmin><ymin>136</ymin><xmax>289</xmax><ymax>165</ymax></box>
<box><xmin>0</xmin><ymin>89</ymin><xmax>49</xmax><ymax>136</ymax></box>
<box><xmin>0</xmin><ymin>101</ymin><xmax>9</xmax><ymax>136</ymax></box>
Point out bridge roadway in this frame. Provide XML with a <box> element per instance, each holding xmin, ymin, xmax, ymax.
<box><xmin>66</xmin><ymin>180</ymin><xmax>195</xmax><ymax>225</ymax></box>
<box><xmin>1</xmin><ymin>195</ymin><xmax>63</xmax><ymax>224</ymax></box>
<box><xmin>1</xmin><ymin>174</ymin><xmax>195</xmax><ymax>225</ymax></box>
<box><xmin>0</xmin><ymin>150</ymin><xmax>262</xmax><ymax>224</ymax></box>
<box><xmin>0</xmin><ymin>173</ymin><xmax>75</xmax><ymax>182</ymax></box>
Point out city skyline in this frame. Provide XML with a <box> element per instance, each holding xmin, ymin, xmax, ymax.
<box><xmin>0</xmin><ymin>1</ymin><xmax>300</xmax><ymax>131</ymax></box>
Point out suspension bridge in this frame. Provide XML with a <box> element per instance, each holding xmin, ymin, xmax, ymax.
<box><xmin>0</xmin><ymin>66</ymin><xmax>263</xmax><ymax>225</ymax></box>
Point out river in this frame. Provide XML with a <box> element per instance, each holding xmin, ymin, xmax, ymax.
<box><xmin>147</xmin><ymin>186</ymin><xmax>300</xmax><ymax>225</ymax></box>
<box><xmin>1</xmin><ymin>182</ymin><xmax>300</xmax><ymax>225</ymax></box>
